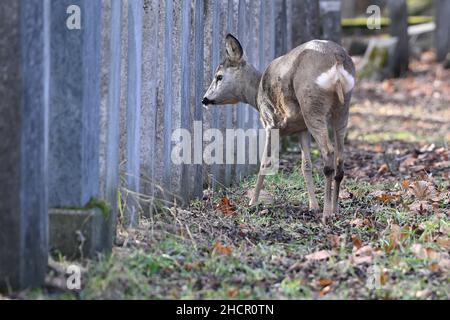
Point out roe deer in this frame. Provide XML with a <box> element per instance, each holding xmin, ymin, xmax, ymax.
<box><xmin>202</xmin><ymin>34</ymin><xmax>355</xmax><ymax>223</ymax></box>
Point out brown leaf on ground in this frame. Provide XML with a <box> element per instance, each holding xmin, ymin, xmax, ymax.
<box><xmin>411</xmin><ymin>244</ymin><xmax>427</xmax><ymax>259</ymax></box>
<box><xmin>318</xmin><ymin>278</ymin><xmax>334</xmax><ymax>287</ymax></box>
<box><xmin>350</xmin><ymin>218</ymin><xmax>364</xmax><ymax>227</ymax></box>
<box><xmin>305</xmin><ymin>250</ymin><xmax>335</xmax><ymax>261</ymax></box>
<box><xmin>415</xmin><ymin>289</ymin><xmax>433</xmax><ymax>299</ymax></box>
<box><xmin>409</xmin><ymin>201</ymin><xmax>431</xmax><ymax>214</ymax></box>
<box><xmin>409</xmin><ymin>181</ymin><xmax>436</xmax><ymax>201</ymax></box>
<box><xmin>410</xmin><ymin>244</ymin><xmax>441</xmax><ymax>261</ymax></box>
<box><xmin>213</xmin><ymin>242</ymin><xmax>233</xmax><ymax>255</ymax></box>
<box><xmin>319</xmin><ymin>285</ymin><xmax>332</xmax><ymax>297</ymax></box>
<box><xmin>327</xmin><ymin>234</ymin><xmax>341</xmax><ymax>249</ymax></box>
<box><xmin>377</xmin><ymin>164</ymin><xmax>389</xmax><ymax>175</ymax></box>
<box><xmin>379</xmin><ymin>193</ymin><xmax>397</xmax><ymax>204</ymax></box>
<box><xmin>400</xmin><ymin>157</ymin><xmax>417</xmax><ymax>170</ymax></box>
<box><xmin>339</xmin><ymin>189</ymin><xmax>353</xmax><ymax>200</ymax></box>
<box><xmin>227</xmin><ymin>287</ymin><xmax>240</xmax><ymax>298</ymax></box>
<box><xmin>352</xmin><ymin>245</ymin><xmax>374</xmax><ymax>265</ymax></box>
<box><xmin>438</xmin><ymin>258</ymin><xmax>450</xmax><ymax>271</ymax></box>
<box><xmin>436</xmin><ymin>236</ymin><xmax>450</xmax><ymax>250</ymax></box>
<box><xmin>351</xmin><ymin>235</ymin><xmax>363</xmax><ymax>250</ymax></box>
<box><xmin>373</xmin><ymin>144</ymin><xmax>384</xmax><ymax>153</ymax></box>
<box><xmin>384</xmin><ymin>224</ymin><xmax>403</xmax><ymax>253</ymax></box>
<box><xmin>382</xmin><ymin>79</ymin><xmax>395</xmax><ymax>93</ymax></box>
<box><xmin>216</xmin><ymin>197</ymin><xmax>235</xmax><ymax>216</ymax></box>
<box><xmin>402</xmin><ymin>180</ymin><xmax>411</xmax><ymax>189</ymax></box>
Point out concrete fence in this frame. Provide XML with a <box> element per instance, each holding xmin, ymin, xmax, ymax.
<box><xmin>0</xmin><ymin>0</ymin><xmax>341</xmax><ymax>290</ymax></box>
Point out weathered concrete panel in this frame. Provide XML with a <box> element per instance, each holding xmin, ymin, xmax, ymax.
<box><xmin>141</xmin><ymin>0</ymin><xmax>159</xmax><ymax>212</ymax></box>
<box><xmin>123</xmin><ymin>0</ymin><xmax>143</xmax><ymax>228</ymax></box>
<box><xmin>0</xmin><ymin>0</ymin><xmax>50</xmax><ymax>290</ymax></box>
<box><xmin>320</xmin><ymin>0</ymin><xmax>342</xmax><ymax>44</ymax></box>
<box><xmin>48</xmin><ymin>0</ymin><xmax>102</xmax><ymax>207</ymax></box>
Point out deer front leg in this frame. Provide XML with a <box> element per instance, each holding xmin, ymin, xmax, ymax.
<box><xmin>299</xmin><ymin>131</ymin><xmax>319</xmax><ymax>212</ymax></box>
<box><xmin>249</xmin><ymin>129</ymin><xmax>272</xmax><ymax>206</ymax></box>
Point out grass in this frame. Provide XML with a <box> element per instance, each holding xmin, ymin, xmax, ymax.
<box><xmin>14</xmin><ymin>159</ymin><xmax>448</xmax><ymax>300</ymax></box>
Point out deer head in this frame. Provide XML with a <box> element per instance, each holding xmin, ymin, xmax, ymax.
<box><xmin>202</xmin><ymin>34</ymin><xmax>261</xmax><ymax>109</ymax></box>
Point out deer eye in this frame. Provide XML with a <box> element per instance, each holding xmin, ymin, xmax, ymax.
<box><xmin>216</xmin><ymin>75</ymin><xmax>223</xmax><ymax>81</ymax></box>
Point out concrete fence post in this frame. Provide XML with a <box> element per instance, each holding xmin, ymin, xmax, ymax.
<box><xmin>48</xmin><ymin>0</ymin><xmax>106</xmax><ymax>259</ymax></box>
<box><xmin>100</xmin><ymin>0</ymin><xmax>122</xmax><ymax>252</ymax></box>
<box><xmin>123</xmin><ymin>0</ymin><xmax>143</xmax><ymax>228</ymax></box>
<box><xmin>224</xmin><ymin>0</ymin><xmax>238</xmax><ymax>186</ymax></box>
<box><xmin>274</xmin><ymin>0</ymin><xmax>288</xmax><ymax>58</ymax></box>
<box><xmin>141</xmin><ymin>0</ymin><xmax>160</xmax><ymax>214</ymax></box>
<box><xmin>435</xmin><ymin>0</ymin><xmax>450</xmax><ymax>63</ymax></box>
<box><xmin>292</xmin><ymin>0</ymin><xmax>320</xmax><ymax>46</ymax></box>
<box><xmin>192</xmin><ymin>0</ymin><xmax>205</xmax><ymax>198</ymax></box>
<box><xmin>0</xmin><ymin>0</ymin><xmax>50</xmax><ymax>291</ymax></box>
<box><xmin>388</xmin><ymin>0</ymin><xmax>409</xmax><ymax>77</ymax></box>
<box><xmin>320</xmin><ymin>0</ymin><xmax>342</xmax><ymax>44</ymax></box>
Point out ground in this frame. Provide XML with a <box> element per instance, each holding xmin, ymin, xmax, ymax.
<box><xmin>2</xmin><ymin>55</ymin><xmax>449</xmax><ymax>300</ymax></box>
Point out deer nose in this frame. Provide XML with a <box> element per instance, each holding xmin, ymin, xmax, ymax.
<box><xmin>202</xmin><ymin>97</ymin><xmax>214</xmax><ymax>106</ymax></box>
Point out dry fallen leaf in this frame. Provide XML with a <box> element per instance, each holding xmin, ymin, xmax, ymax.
<box><xmin>409</xmin><ymin>201</ymin><xmax>431</xmax><ymax>214</ymax></box>
<box><xmin>327</xmin><ymin>234</ymin><xmax>341</xmax><ymax>249</ymax></box>
<box><xmin>415</xmin><ymin>289</ymin><xmax>432</xmax><ymax>299</ymax></box>
<box><xmin>382</xmin><ymin>79</ymin><xmax>395</xmax><ymax>93</ymax></box>
<box><xmin>409</xmin><ymin>181</ymin><xmax>436</xmax><ymax>201</ymax></box>
<box><xmin>373</xmin><ymin>144</ymin><xmax>384</xmax><ymax>153</ymax></box>
<box><xmin>379</xmin><ymin>193</ymin><xmax>396</xmax><ymax>204</ymax></box>
<box><xmin>319</xmin><ymin>285</ymin><xmax>332</xmax><ymax>297</ymax></box>
<box><xmin>216</xmin><ymin>197</ymin><xmax>235</xmax><ymax>216</ymax></box>
<box><xmin>438</xmin><ymin>258</ymin><xmax>450</xmax><ymax>271</ymax></box>
<box><xmin>318</xmin><ymin>278</ymin><xmax>334</xmax><ymax>287</ymax></box>
<box><xmin>227</xmin><ymin>287</ymin><xmax>240</xmax><ymax>298</ymax></box>
<box><xmin>351</xmin><ymin>235</ymin><xmax>363</xmax><ymax>250</ymax></box>
<box><xmin>305</xmin><ymin>250</ymin><xmax>335</xmax><ymax>261</ymax></box>
<box><xmin>214</xmin><ymin>242</ymin><xmax>233</xmax><ymax>255</ymax></box>
<box><xmin>436</xmin><ymin>236</ymin><xmax>450</xmax><ymax>250</ymax></box>
<box><xmin>410</xmin><ymin>244</ymin><xmax>441</xmax><ymax>261</ymax></box>
<box><xmin>400</xmin><ymin>157</ymin><xmax>417</xmax><ymax>170</ymax></box>
<box><xmin>350</xmin><ymin>218</ymin><xmax>364</xmax><ymax>227</ymax></box>
<box><xmin>339</xmin><ymin>189</ymin><xmax>353</xmax><ymax>200</ymax></box>
<box><xmin>377</xmin><ymin>164</ymin><xmax>389</xmax><ymax>175</ymax></box>
<box><xmin>352</xmin><ymin>245</ymin><xmax>373</xmax><ymax>265</ymax></box>
<box><xmin>411</xmin><ymin>244</ymin><xmax>427</xmax><ymax>259</ymax></box>
<box><xmin>402</xmin><ymin>180</ymin><xmax>411</xmax><ymax>189</ymax></box>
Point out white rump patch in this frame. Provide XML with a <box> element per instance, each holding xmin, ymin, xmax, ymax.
<box><xmin>315</xmin><ymin>63</ymin><xmax>355</xmax><ymax>93</ymax></box>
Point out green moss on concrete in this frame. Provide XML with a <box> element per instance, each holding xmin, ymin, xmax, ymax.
<box><xmin>85</xmin><ymin>198</ymin><xmax>111</xmax><ymax>220</ymax></box>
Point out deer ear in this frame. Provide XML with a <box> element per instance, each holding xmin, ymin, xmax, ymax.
<box><xmin>225</xmin><ymin>34</ymin><xmax>243</xmax><ymax>62</ymax></box>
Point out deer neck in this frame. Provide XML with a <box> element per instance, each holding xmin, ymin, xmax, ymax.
<box><xmin>238</xmin><ymin>63</ymin><xmax>261</xmax><ymax>110</ymax></box>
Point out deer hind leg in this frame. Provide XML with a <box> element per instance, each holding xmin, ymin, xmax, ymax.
<box><xmin>313</xmin><ymin>129</ymin><xmax>335</xmax><ymax>224</ymax></box>
<box><xmin>249</xmin><ymin>128</ymin><xmax>276</xmax><ymax>206</ymax></box>
<box><xmin>331</xmin><ymin>125</ymin><xmax>346</xmax><ymax>215</ymax></box>
<box><xmin>299</xmin><ymin>131</ymin><xmax>319</xmax><ymax>212</ymax></box>
<box><xmin>331</xmin><ymin>101</ymin><xmax>350</xmax><ymax>215</ymax></box>
<box><xmin>301</xmin><ymin>107</ymin><xmax>335</xmax><ymax>223</ymax></box>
